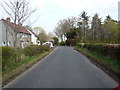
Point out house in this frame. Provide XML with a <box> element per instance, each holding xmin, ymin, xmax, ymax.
<box><xmin>28</xmin><ymin>30</ymin><xmax>40</xmax><ymax>45</ymax></box>
<box><xmin>0</xmin><ymin>18</ymin><xmax>31</xmax><ymax>48</ymax></box>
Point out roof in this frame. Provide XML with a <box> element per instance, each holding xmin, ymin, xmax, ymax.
<box><xmin>2</xmin><ymin>19</ymin><xmax>31</xmax><ymax>35</ymax></box>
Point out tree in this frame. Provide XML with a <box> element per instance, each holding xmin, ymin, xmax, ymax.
<box><xmin>1</xmin><ymin>0</ymin><xmax>36</xmax><ymax>47</ymax></box>
<box><xmin>47</xmin><ymin>32</ymin><xmax>54</xmax><ymax>42</ymax></box>
<box><xmin>54</xmin><ymin>24</ymin><xmax>64</xmax><ymax>41</ymax></box>
<box><xmin>66</xmin><ymin>28</ymin><xmax>78</xmax><ymax>46</ymax></box>
<box><xmin>38</xmin><ymin>30</ymin><xmax>48</xmax><ymax>44</ymax></box>
<box><xmin>33</xmin><ymin>27</ymin><xmax>45</xmax><ymax>36</ymax></box>
<box><xmin>78</xmin><ymin>11</ymin><xmax>89</xmax><ymax>42</ymax></box>
<box><xmin>91</xmin><ymin>14</ymin><xmax>102</xmax><ymax>42</ymax></box>
<box><xmin>53</xmin><ymin>37</ymin><xmax>59</xmax><ymax>45</ymax></box>
<box><xmin>66</xmin><ymin>28</ymin><xmax>77</xmax><ymax>39</ymax></box>
<box><xmin>54</xmin><ymin>17</ymin><xmax>77</xmax><ymax>41</ymax></box>
<box><xmin>102</xmin><ymin>16</ymin><xmax>118</xmax><ymax>43</ymax></box>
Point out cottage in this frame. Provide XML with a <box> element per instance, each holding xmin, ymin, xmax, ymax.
<box><xmin>0</xmin><ymin>18</ymin><xmax>31</xmax><ymax>48</ymax></box>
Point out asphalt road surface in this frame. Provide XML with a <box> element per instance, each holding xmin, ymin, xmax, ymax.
<box><xmin>4</xmin><ymin>46</ymin><xmax>118</xmax><ymax>88</ymax></box>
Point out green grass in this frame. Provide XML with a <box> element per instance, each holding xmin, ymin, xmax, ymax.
<box><xmin>2</xmin><ymin>51</ymin><xmax>50</xmax><ymax>76</ymax></box>
<box><xmin>75</xmin><ymin>46</ymin><xmax>120</xmax><ymax>73</ymax></box>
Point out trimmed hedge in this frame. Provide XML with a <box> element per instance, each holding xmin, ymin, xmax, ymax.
<box><xmin>2</xmin><ymin>45</ymin><xmax>50</xmax><ymax>69</ymax></box>
<box><xmin>2</xmin><ymin>47</ymin><xmax>15</xmax><ymax>69</ymax></box>
<box><xmin>77</xmin><ymin>43</ymin><xmax>120</xmax><ymax>61</ymax></box>
<box><xmin>23</xmin><ymin>45</ymin><xmax>50</xmax><ymax>56</ymax></box>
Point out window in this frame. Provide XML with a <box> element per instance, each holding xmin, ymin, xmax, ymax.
<box><xmin>22</xmin><ymin>34</ymin><xmax>28</xmax><ymax>38</ymax></box>
<box><xmin>8</xmin><ymin>42</ymin><xmax>11</xmax><ymax>46</ymax></box>
<box><xmin>2</xmin><ymin>42</ymin><xmax>6</xmax><ymax>46</ymax></box>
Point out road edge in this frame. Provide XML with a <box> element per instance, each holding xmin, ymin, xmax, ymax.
<box><xmin>2</xmin><ymin>47</ymin><xmax>59</xmax><ymax>87</ymax></box>
<box><xmin>74</xmin><ymin>48</ymin><xmax>120</xmax><ymax>85</ymax></box>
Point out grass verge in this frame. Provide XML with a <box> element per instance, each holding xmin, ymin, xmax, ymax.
<box><xmin>75</xmin><ymin>46</ymin><xmax>120</xmax><ymax>83</ymax></box>
<box><xmin>2</xmin><ymin>51</ymin><xmax>51</xmax><ymax>86</ymax></box>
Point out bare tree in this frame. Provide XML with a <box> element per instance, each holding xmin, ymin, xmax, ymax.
<box><xmin>47</xmin><ymin>32</ymin><xmax>54</xmax><ymax>41</ymax></box>
<box><xmin>1</xmin><ymin>0</ymin><xmax>36</xmax><ymax>47</ymax></box>
<box><xmin>54</xmin><ymin>24</ymin><xmax>63</xmax><ymax>41</ymax></box>
<box><xmin>54</xmin><ymin>17</ymin><xmax>77</xmax><ymax>41</ymax></box>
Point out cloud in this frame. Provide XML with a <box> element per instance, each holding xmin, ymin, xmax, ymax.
<box><xmin>30</xmin><ymin>0</ymin><xmax>45</xmax><ymax>9</ymax></box>
<box><xmin>52</xmin><ymin>0</ymin><xmax>118</xmax><ymax>10</ymax></box>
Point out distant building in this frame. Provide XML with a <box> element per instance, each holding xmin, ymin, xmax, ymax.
<box><xmin>0</xmin><ymin>18</ymin><xmax>31</xmax><ymax>48</ymax></box>
<box><xmin>28</xmin><ymin>30</ymin><xmax>40</xmax><ymax>45</ymax></box>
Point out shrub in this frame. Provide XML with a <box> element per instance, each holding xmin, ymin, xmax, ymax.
<box><xmin>23</xmin><ymin>46</ymin><xmax>38</xmax><ymax>56</ymax></box>
<box><xmin>77</xmin><ymin>43</ymin><xmax>120</xmax><ymax>61</ymax></box>
<box><xmin>13</xmin><ymin>48</ymin><xmax>23</xmax><ymax>62</ymax></box>
<box><xmin>24</xmin><ymin>45</ymin><xmax>50</xmax><ymax>56</ymax></box>
<box><xmin>66</xmin><ymin>39</ymin><xmax>76</xmax><ymax>46</ymax></box>
<box><xmin>2</xmin><ymin>46</ymin><xmax>15</xmax><ymax>69</ymax></box>
<box><xmin>39</xmin><ymin>45</ymin><xmax>50</xmax><ymax>52</ymax></box>
<box><xmin>60</xmin><ymin>41</ymin><xmax>66</xmax><ymax>46</ymax></box>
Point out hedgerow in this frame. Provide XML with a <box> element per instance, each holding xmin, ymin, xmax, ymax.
<box><xmin>77</xmin><ymin>43</ymin><xmax>120</xmax><ymax>61</ymax></box>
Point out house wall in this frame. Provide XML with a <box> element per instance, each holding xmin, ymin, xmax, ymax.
<box><xmin>0</xmin><ymin>20</ymin><xmax>14</xmax><ymax>47</ymax></box>
<box><xmin>0</xmin><ymin>20</ymin><xmax>2</xmax><ymax>46</ymax></box>
<box><xmin>31</xmin><ymin>33</ymin><xmax>38</xmax><ymax>45</ymax></box>
<box><xmin>28</xmin><ymin>30</ymin><xmax>40</xmax><ymax>45</ymax></box>
<box><xmin>0</xmin><ymin>19</ymin><xmax>31</xmax><ymax>48</ymax></box>
<box><xmin>17</xmin><ymin>33</ymin><xmax>31</xmax><ymax>48</ymax></box>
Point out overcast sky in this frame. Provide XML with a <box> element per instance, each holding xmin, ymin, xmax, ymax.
<box><xmin>0</xmin><ymin>0</ymin><xmax>119</xmax><ymax>33</ymax></box>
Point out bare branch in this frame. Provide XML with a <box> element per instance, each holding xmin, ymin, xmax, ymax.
<box><xmin>1</xmin><ymin>0</ymin><xmax>36</xmax><ymax>47</ymax></box>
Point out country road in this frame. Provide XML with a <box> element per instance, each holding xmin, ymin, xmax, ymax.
<box><xmin>4</xmin><ymin>46</ymin><xmax>118</xmax><ymax>88</ymax></box>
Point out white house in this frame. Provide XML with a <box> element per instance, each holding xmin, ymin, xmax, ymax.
<box><xmin>28</xmin><ymin>30</ymin><xmax>40</xmax><ymax>45</ymax></box>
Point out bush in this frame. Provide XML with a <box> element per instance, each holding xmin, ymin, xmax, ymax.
<box><xmin>60</xmin><ymin>41</ymin><xmax>66</xmax><ymax>46</ymax></box>
<box><xmin>39</xmin><ymin>45</ymin><xmax>50</xmax><ymax>52</ymax></box>
<box><xmin>13</xmin><ymin>48</ymin><xmax>23</xmax><ymax>62</ymax></box>
<box><xmin>2</xmin><ymin>47</ymin><xmax>15</xmax><ymax>69</ymax></box>
<box><xmin>24</xmin><ymin>45</ymin><xmax>50</xmax><ymax>56</ymax></box>
<box><xmin>23</xmin><ymin>46</ymin><xmax>38</xmax><ymax>56</ymax></box>
<box><xmin>66</xmin><ymin>39</ymin><xmax>76</xmax><ymax>46</ymax></box>
<box><xmin>77</xmin><ymin>43</ymin><xmax>120</xmax><ymax>61</ymax></box>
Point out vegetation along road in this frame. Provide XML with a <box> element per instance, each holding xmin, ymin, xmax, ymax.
<box><xmin>4</xmin><ymin>46</ymin><xmax>118</xmax><ymax>88</ymax></box>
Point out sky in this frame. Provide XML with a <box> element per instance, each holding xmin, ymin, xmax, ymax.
<box><xmin>0</xmin><ymin>0</ymin><xmax>119</xmax><ymax>33</ymax></box>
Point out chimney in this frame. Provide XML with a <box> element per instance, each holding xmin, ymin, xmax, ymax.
<box><xmin>18</xmin><ymin>23</ymin><xmax>22</xmax><ymax>26</ymax></box>
<box><xmin>6</xmin><ymin>17</ymin><xmax>10</xmax><ymax>22</ymax></box>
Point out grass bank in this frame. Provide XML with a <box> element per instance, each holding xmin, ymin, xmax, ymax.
<box><xmin>2</xmin><ymin>51</ymin><xmax>51</xmax><ymax>86</ymax></box>
<box><xmin>75</xmin><ymin>46</ymin><xmax>120</xmax><ymax>83</ymax></box>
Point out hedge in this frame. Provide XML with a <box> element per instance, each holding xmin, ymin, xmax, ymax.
<box><xmin>2</xmin><ymin>47</ymin><xmax>15</xmax><ymax>69</ymax></box>
<box><xmin>23</xmin><ymin>45</ymin><xmax>50</xmax><ymax>56</ymax></box>
<box><xmin>77</xmin><ymin>43</ymin><xmax>120</xmax><ymax>61</ymax></box>
<box><xmin>2</xmin><ymin>45</ymin><xmax>50</xmax><ymax>69</ymax></box>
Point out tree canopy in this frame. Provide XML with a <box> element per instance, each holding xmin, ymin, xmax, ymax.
<box><xmin>54</xmin><ymin>11</ymin><xmax>119</xmax><ymax>44</ymax></box>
